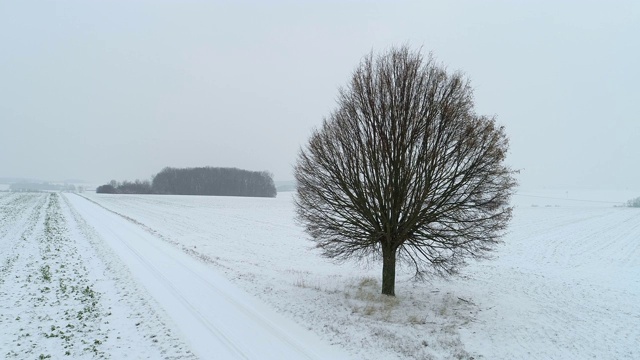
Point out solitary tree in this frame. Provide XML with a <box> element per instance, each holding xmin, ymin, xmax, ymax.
<box><xmin>295</xmin><ymin>46</ymin><xmax>517</xmax><ymax>296</ymax></box>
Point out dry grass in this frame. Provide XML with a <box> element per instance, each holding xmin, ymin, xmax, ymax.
<box><xmin>290</xmin><ymin>271</ymin><xmax>477</xmax><ymax>359</ymax></box>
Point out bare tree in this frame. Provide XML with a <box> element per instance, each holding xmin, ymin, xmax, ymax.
<box><xmin>295</xmin><ymin>46</ymin><xmax>517</xmax><ymax>296</ymax></box>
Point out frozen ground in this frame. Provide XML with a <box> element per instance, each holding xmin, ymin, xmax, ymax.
<box><xmin>1</xmin><ymin>190</ymin><xmax>639</xmax><ymax>359</ymax></box>
<box><xmin>77</xmin><ymin>190</ymin><xmax>639</xmax><ymax>359</ymax></box>
<box><xmin>65</xmin><ymin>195</ymin><xmax>349</xmax><ymax>359</ymax></box>
<box><xmin>1</xmin><ymin>192</ymin><xmax>350</xmax><ymax>359</ymax></box>
<box><xmin>0</xmin><ymin>192</ymin><xmax>195</xmax><ymax>359</ymax></box>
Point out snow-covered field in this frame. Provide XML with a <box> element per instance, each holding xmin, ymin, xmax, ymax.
<box><xmin>0</xmin><ymin>192</ymin><xmax>195</xmax><ymax>359</ymax></box>
<box><xmin>2</xmin><ymin>190</ymin><xmax>639</xmax><ymax>359</ymax></box>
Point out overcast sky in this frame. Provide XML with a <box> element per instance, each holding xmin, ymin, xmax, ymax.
<box><xmin>1</xmin><ymin>0</ymin><xmax>638</xmax><ymax>189</ymax></box>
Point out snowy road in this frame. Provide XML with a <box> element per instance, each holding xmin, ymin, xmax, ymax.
<box><xmin>66</xmin><ymin>194</ymin><xmax>349</xmax><ymax>360</ymax></box>
<box><xmin>79</xmin><ymin>191</ymin><xmax>640</xmax><ymax>359</ymax></box>
<box><xmin>7</xmin><ymin>190</ymin><xmax>634</xmax><ymax>359</ymax></box>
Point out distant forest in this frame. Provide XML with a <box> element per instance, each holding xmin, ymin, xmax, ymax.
<box><xmin>96</xmin><ymin>167</ymin><xmax>277</xmax><ymax>198</ymax></box>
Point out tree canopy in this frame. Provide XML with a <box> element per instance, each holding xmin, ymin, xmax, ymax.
<box><xmin>295</xmin><ymin>46</ymin><xmax>517</xmax><ymax>296</ymax></box>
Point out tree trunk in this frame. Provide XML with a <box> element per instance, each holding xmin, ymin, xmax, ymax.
<box><xmin>381</xmin><ymin>245</ymin><xmax>397</xmax><ymax>296</ymax></box>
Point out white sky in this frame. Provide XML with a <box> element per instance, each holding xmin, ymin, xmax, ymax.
<box><xmin>1</xmin><ymin>0</ymin><xmax>638</xmax><ymax>189</ymax></box>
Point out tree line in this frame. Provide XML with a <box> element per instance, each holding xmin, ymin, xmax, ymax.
<box><xmin>626</xmin><ymin>197</ymin><xmax>640</xmax><ymax>207</ymax></box>
<box><xmin>96</xmin><ymin>179</ymin><xmax>152</xmax><ymax>194</ymax></box>
<box><xmin>10</xmin><ymin>182</ymin><xmax>77</xmax><ymax>192</ymax></box>
<box><xmin>96</xmin><ymin>167</ymin><xmax>277</xmax><ymax>198</ymax></box>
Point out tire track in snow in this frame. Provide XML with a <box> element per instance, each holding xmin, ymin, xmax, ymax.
<box><xmin>69</xmin><ymin>196</ymin><xmax>250</xmax><ymax>359</ymax></box>
<box><xmin>93</xmin><ymin>222</ymin><xmax>251</xmax><ymax>360</ymax></box>
<box><xmin>67</xmin><ymin>194</ymin><xmax>348</xmax><ymax>360</ymax></box>
<box><xmin>59</xmin><ymin>193</ymin><xmax>198</xmax><ymax>360</ymax></box>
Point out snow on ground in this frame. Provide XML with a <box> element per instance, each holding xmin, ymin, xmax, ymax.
<box><xmin>65</xmin><ymin>194</ymin><xmax>351</xmax><ymax>360</ymax></box>
<box><xmin>74</xmin><ymin>193</ymin><xmax>476</xmax><ymax>359</ymax></box>
<box><xmin>0</xmin><ymin>192</ymin><xmax>195</xmax><ymax>359</ymax></box>
<box><xmin>78</xmin><ymin>190</ymin><xmax>640</xmax><ymax>359</ymax></box>
<box><xmin>457</xmin><ymin>203</ymin><xmax>640</xmax><ymax>358</ymax></box>
<box><xmin>3</xmin><ymin>190</ymin><xmax>638</xmax><ymax>359</ymax></box>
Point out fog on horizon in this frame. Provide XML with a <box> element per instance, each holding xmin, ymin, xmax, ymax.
<box><xmin>1</xmin><ymin>1</ymin><xmax>638</xmax><ymax>190</ymax></box>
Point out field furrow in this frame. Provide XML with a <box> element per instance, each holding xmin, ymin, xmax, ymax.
<box><xmin>0</xmin><ymin>193</ymin><xmax>196</xmax><ymax>359</ymax></box>
<box><xmin>3</xmin><ymin>190</ymin><xmax>638</xmax><ymax>359</ymax></box>
<box><xmin>80</xmin><ymin>191</ymin><xmax>640</xmax><ymax>360</ymax></box>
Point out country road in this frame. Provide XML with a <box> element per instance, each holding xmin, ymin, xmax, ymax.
<box><xmin>65</xmin><ymin>194</ymin><xmax>350</xmax><ymax>360</ymax></box>
<box><xmin>4</xmin><ymin>191</ymin><xmax>636</xmax><ymax>359</ymax></box>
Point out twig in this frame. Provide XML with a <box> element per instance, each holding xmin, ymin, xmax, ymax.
<box><xmin>457</xmin><ymin>297</ymin><xmax>476</xmax><ymax>306</ymax></box>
